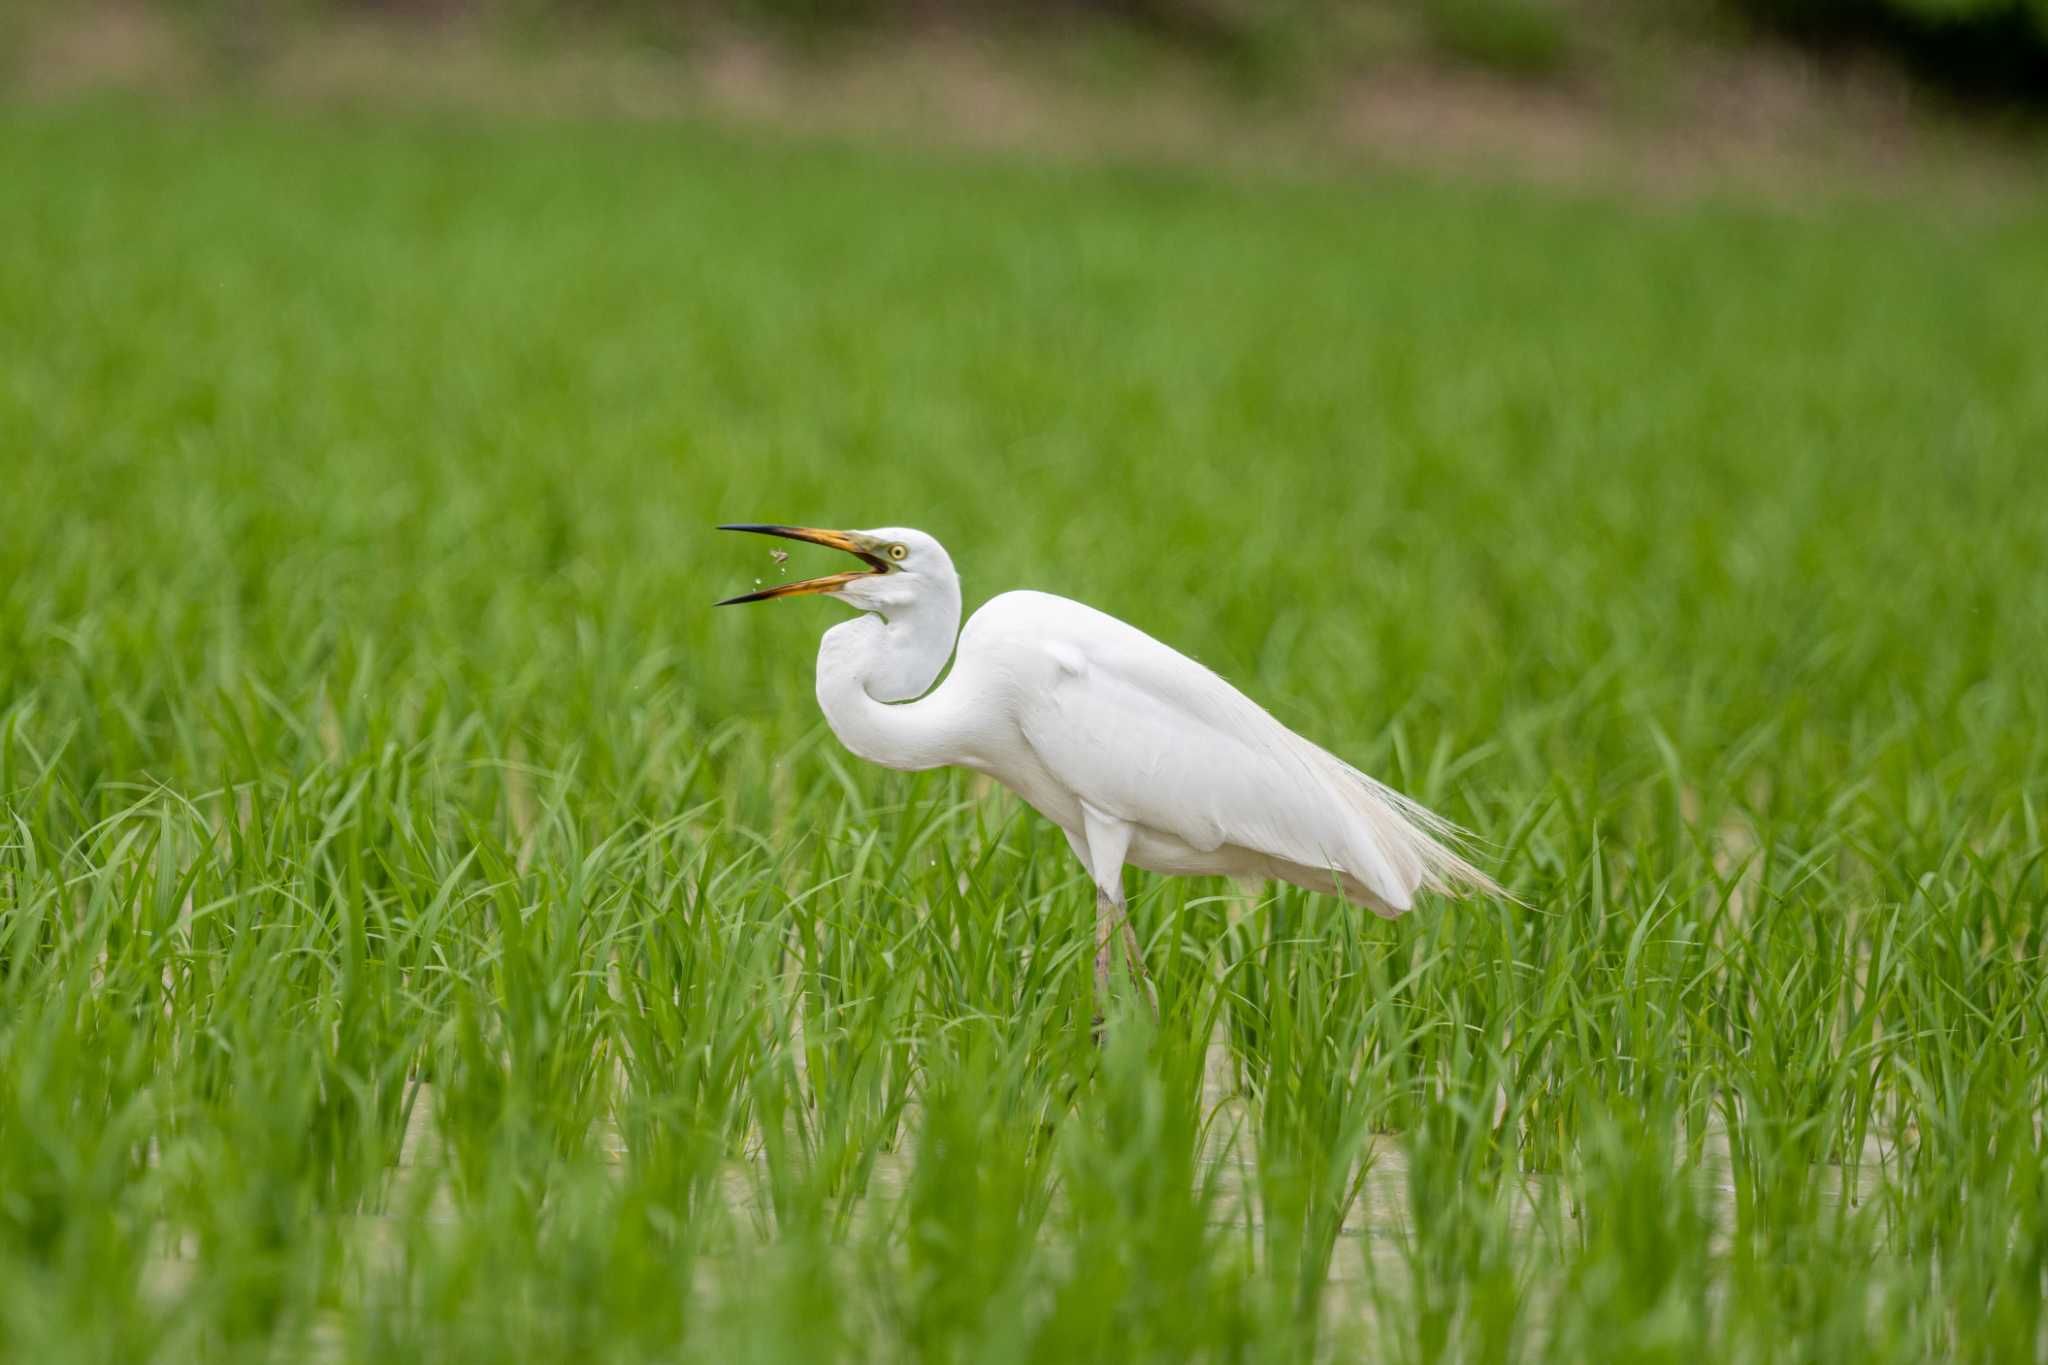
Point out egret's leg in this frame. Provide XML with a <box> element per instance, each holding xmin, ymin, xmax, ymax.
<box><xmin>1093</xmin><ymin>887</ymin><xmax>1118</xmax><ymax>1028</ymax></box>
<box><xmin>1077</xmin><ymin>806</ymin><xmax>1140</xmax><ymax>1031</ymax></box>
<box><xmin>1092</xmin><ymin>885</ymin><xmax>1156</xmax><ymax>1031</ymax></box>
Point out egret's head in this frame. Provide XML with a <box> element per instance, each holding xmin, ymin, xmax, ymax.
<box><xmin>716</xmin><ymin>524</ymin><xmax>955</xmax><ymax>617</ymax></box>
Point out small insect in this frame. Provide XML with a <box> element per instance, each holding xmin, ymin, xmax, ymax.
<box><xmin>769</xmin><ymin>549</ymin><xmax>789</xmax><ymax>567</ymax></box>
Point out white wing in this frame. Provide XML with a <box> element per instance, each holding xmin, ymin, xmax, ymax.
<box><xmin>967</xmin><ymin>592</ymin><xmax>1501</xmax><ymax>916</ymax></box>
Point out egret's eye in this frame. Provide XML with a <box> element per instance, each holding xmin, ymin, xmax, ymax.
<box><xmin>889</xmin><ymin>544</ymin><xmax>908</xmax><ymax>562</ymax></box>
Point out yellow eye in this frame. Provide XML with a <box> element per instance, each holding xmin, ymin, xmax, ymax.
<box><xmin>889</xmin><ymin>544</ymin><xmax>908</xmax><ymax>561</ymax></box>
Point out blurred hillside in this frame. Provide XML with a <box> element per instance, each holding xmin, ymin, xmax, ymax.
<box><xmin>6</xmin><ymin>0</ymin><xmax>2045</xmax><ymax>198</ymax></box>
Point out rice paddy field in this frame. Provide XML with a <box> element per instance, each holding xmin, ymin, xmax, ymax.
<box><xmin>2</xmin><ymin>98</ymin><xmax>2047</xmax><ymax>1362</ymax></box>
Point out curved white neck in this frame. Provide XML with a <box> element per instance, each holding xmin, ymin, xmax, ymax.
<box><xmin>813</xmin><ymin>591</ymin><xmax>964</xmax><ymax>772</ymax></box>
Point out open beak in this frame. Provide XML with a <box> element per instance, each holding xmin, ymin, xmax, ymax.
<box><xmin>715</xmin><ymin>524</ymin><xmax>889</xmax><ymax>605</ymax></box>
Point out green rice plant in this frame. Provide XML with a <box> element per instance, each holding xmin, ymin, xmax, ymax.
<box><xmin>0</xmin><ymin>98</ymin><xmax>2044</xmax><ymax>1362</ymax></box>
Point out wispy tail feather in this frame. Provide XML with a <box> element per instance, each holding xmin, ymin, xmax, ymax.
<box><xmin>1335</xmin><ymin>760</ymin><xmax>1513</xmax><ymax>906</ymax></box>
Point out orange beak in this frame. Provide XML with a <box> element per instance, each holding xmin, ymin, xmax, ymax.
<box><xmin>715</xmin><ymin>524</ymin><xmax>890</xmax><ymax>605</ymax></box>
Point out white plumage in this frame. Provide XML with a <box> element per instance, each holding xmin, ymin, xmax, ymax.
<box><xmin>719</xmin><ymin>524</ymin><xmax>1503</xmax><ymax>1002</ymax></box>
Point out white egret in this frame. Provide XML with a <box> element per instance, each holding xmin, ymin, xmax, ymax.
<box><xmin>718</xmin><ymin>524</ymin><xmax>1504</xmax><ymax>1011</ymax></box>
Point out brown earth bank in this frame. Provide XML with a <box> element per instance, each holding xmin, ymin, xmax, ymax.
<box><xmin>8</xmin><ymin>3</ymin><xmax>2047</xmax><ymax>205</ymax></box>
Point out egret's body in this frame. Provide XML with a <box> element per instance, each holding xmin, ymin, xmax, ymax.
<box><xmin>721</xmin><ymin>525</ymin><xmax>1502</xmax><ymax>1006</ymax></box>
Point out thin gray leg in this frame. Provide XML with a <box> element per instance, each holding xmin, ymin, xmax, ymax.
<box><xmin>1093</xmin><ymin>888</ymin><xmax>1117</xmax><ymax>1037</ymax></box>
